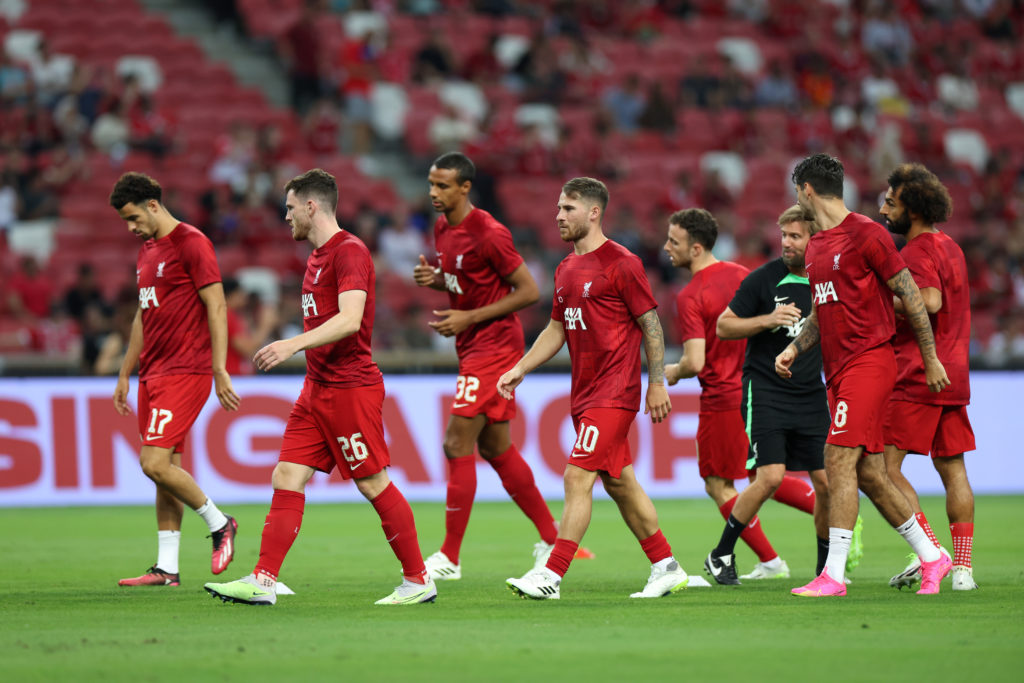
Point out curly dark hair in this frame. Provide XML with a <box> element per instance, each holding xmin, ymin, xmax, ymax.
<box><xmin>285</xmin><ymin>168</ymin><xmax>338</xmax><ymax>213</ymax></box>
<box><xmin>432</xmin><ymin>151</ymin><xmax>476</xmax><ymax>185</ymax></box>
<box><xmin>668</xmin><ymin>208</ymin><xmax>718</xmax><ymax>249</ymax></box>
<box><xmin>887</xmin><ymin>162</ymin><xmax>952</xmax><ymax>225</ymax></box>
<box><xmin>109</xmin><ymin>172</ymin><xmax>162</xmax><ymax>210</ymax></box>
<box><xmin>791</xmin><ymin>153</ymin><xmax>844</xmax><ymax>199</ymax></box>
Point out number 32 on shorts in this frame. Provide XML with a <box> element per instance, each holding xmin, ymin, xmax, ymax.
<box><xmin>455</xmin><ymin>375</ymin><xmax>479</xmax><ymax>405</ymax></box>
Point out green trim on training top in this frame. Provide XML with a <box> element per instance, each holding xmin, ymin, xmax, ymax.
<box><xmin>744</xmin><ymin>380</ymin><xmax>756</xmax><ymax>469</ymax></box>
<box><xmin>776</xmin><ymin>272</ymin><xmax>810</xmax><ymax>287</ymax></box>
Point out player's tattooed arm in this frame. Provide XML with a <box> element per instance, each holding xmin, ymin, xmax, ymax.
<box><xmin>887</xmin><ymin>267</ymin><xmax>950</xmax><ymax>392</ymax></box>
<box><xmin>887</xmin><ymin>268</ymin><xmax>936</xmax><ymax>359</ymax></box>
<box><xmin>637</xmin><ymin>309</ymin><xmax>666</xmax><ymax>384</ymax></box>
<box><xmin>637</xmin><ymin>308</ymin><xmax>672</xmax><ymax>422</ymax></box>
<box><xmin>791</xmin><ymin>306</ymin><xmax>820</xmax><ymax>354</ymax></box>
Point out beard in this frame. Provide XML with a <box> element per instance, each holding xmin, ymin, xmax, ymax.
<box><xmin>885</xmin><ymin>212</ymin><xmax>911</xmax><ymax>236</ymax></box>
<box><xmin>782</xmin><ymin>251</ymin><xmax>803</xmax><ymax>268</ymax></box>
<box><xmin>559</xmin><ymin>220</ymin><xmax>589</xmax><ymax>243</ymax></box>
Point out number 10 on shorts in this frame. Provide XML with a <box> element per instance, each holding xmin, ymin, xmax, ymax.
<box><xmin>336</xmin><ymin>432</ymin><xmax>368</xmax><ymax>463</ymax></box>
<box><xmin>572</xmin><ymin>423</ymin><xmax>600</xmax><ymax>457</ymax></box>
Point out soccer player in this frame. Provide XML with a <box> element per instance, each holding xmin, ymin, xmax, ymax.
<box><xmin>499</xmin><ymin>177</ymin><xmax>689</xmax><ymax>600</ymax></box>
<box><xmin>776</xmin><ymin>153</ymin><xmax>952</xmax><ymax>597</ymax></box>
<box><xmin>703</xmin><ymin>205</ymin><xmax>837</xmax><ymax>584</ymax></box>
<box><xmin>110</xmin><ymin>172</ymin><xmax>241</xmax><ymax>587</ymax></box>
<box><xmin>664</xmin><ymin>208</ymin><xmax>801</xmax><ymax>581</ymax></box>
<box><xmin>204</xmin><ymin>169</ymin><xmax>436</xmax><ymax>606</ymax></box>
<box><xmin>879</xmin><ymin>163</ymin><xmax>977</xmax><ymax>591</ymax></box>
<box><xmin>412</xmin><ymin>152</ymin><xmax>560</xmax><ymax>580</ymax></box>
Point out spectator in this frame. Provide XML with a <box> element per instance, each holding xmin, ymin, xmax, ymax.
<box><xmin>861</xmin><ymin>2</ymin><xmax>913</xmax><ymax>66</ymax></box>
<box><xmin>638</xmin><ymin>81</ymin><xmax>675</xmax><ymax>133</ymax></box>
<box><xmin>63</xmin><ymin>263</ymin><xmax>107</xmax><ymax>322</ymax></box>
<box><xmin>377</xmin><ymin>206</ymin><xmax>427</xmax><ymax>274</ymax></box>
<box><xmin>223</xmin><ymin>277</ymin><xmax>278</xmax><ymax>375</ymax></box>
<box><xmin>280</xmin><ymin>0</ymin><xmax>328</xmax><ymax>114</ymax></box>
<box><xmin>601</xmin><ymin>73</ymin><xmax>646</xmax><ymax>133</ymax></box>
<box><xmin>412</xmin><ymin>33</ymin><xmax>456</xmax><ymax>84</ymax></box>
<box><xmin>8</xmin><ymin>255</ymin><xmax>55</xmax><ymax>321</ymax></box>
<box><xmin>754</xmin><ymin>60</ymin><xmax>799</xmax><ymax>108</ymax></box>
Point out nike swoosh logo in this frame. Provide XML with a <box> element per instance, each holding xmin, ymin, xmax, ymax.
<box><xmin>145</xmin><ymin>434</ymin><xmax>159</xmax><ymax>441</ymax></box>
<box><xmin>569</xmin><ymin>453</ymin><xmax>589</xmax><ymax>458</ymax></box>
<box><xmin>453</xmin><ymin>402</ymin><xmax>470</xmax><ymax>408</ymax></box>
<box><xmin>557</xmin><ymin>287</ymin><xmax>564</xmax><ymax>293</ymax></box>
<box><xmin>830</xmin><ymin>429</ymin><xmax>848</xmax><ymax>435</ymax></box>
<box><xmin>386</xmin><ymin>533</ymin><xmax>399</xmax><ymax>543</ymax></box>
<box><xmin>707</xmin><ymin>561</ymin><xmax>722</xmax><ymax>577</ymax></box>
<box><xmin>774</xmin><ymin>296</ymin><xmax>789</xmax><ymax>302</ymax></box>
<box><xmin>445</xmin><ymin>506</ymin><xmax>461</xmax><ymax>512</ymax></box>
<box><xmin>350</xmin><ymin>461</ymin><xmax>365</xmax><ymax>471</ymax></box>
<box><xmin>805</xmin><ymin>263</ymin><xmax>813</xmax><ymax>268</ymax></box>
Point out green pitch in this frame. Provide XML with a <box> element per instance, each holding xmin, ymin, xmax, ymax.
<box><xmin>2</xmin><ymin>496</ymin><xmax>1022</xmax><ymax>682</ymax></box>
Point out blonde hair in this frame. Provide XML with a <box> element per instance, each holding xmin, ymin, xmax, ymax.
<box><xmin>777</xmin><ymin>204</ymin><xmax>819</xmax><ymax>235</ymax></box>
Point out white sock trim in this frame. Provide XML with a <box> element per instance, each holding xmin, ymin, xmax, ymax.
<box><xmin>195</xmin><ymin>498</ymin><xmax>228</xmax><ymax>533</ymax></box>
<box><xmin>157</xmin><ymin>530</ymin><xmax>181</xmax><ymax>574</ymax></box>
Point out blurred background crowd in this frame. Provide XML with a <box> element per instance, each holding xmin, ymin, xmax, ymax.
<box><xmin>1</xmin><ymin>0</ymin><xmax>1023</xmax><ymax>375</ymax></box>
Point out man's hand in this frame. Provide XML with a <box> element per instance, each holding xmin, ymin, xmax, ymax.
<box><xmin>113</xmin><ymin>376</ymin><xmax>131</xmax><ymax>416</ymax></box>
<box><xmin>924</xmin><ymin>357</ymin><xmax>950</xmax><ymax>393</ymax></box>
<box><xmin>497</xmin><ymin>367</ymin><xmax>525</xmax><ymax>400</ymax></box>
<box><xmin>254</xmin><ymin>339</ymin><xmax>297</xmax><ymax>372</ymax></box>
<box><xmin>664</xmin><ymin>363</ymin><xmax>681</xmax><ymax>386</ymax></box>
<box><xmin>213</xmin><ymin>369</ymin><xmax>241</xmax><ymax>410</ymax></box>
<box><xmin>429</xmin><ymin>309</ymin><xmax>474</xmax><ymax>337</ymax></box>
<box><xmin>766</xmin><ymin>303</ymin><xmax>802</xmax><ymax>329</ymax></box>
<box><xmin>413</xmin><ymin>254</ymin><xmax>439</xmax><ymax>287</ymax></box>
<box><xmin>644</xmin><ymin>383</ymin><xmax>672</xmax><ymax>423</ymax></box>
<box><xmin>774</xmin><ymin>345</ymin><xmax>797</xmax><ymax>378</ymax></box>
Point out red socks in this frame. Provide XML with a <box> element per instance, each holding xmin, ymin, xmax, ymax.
<box><xmin>489</xmin><ymin>445</ymin><xmax>558</xmax><ymax>545</ymax></box>
<box><xmin>439</xmin><ymin>454</ymin><xmax>476</xmax><ymax>565</ymax></box>
<box><xmin>545</xmin><ymin>539</ymin><xmax>579</xmax><ymax>577</ymax></box>
<box><xmin>371</xmin><ymin>482</ymin><xmax>427</xmax><ymax>583</ymax></box>
<box><xmin>719</xmin><ymin>496</ymin><xmax>777</xmax><ymax>563</ymax></box>
<box><xmin>255</xmin><ymin>489</ymin><xmax>305</xmax><ymax>579</ymax></box>
<box><xmin>916</xmin><ymin>511</ymin><xmax>941</xmax><ymax>548</ymax></box>
<box><xmin>950</xmin><ymin>522</ymin><xmax>973</xmax><ymax>568</ymax></box>
<box><xmin>772</xmin><ymin>475</ymin><xmax>816</xmax><ymax>514</ymax></box>
<box><xmin>639</xmin><ymin>530</ymin><xmax>673</xmax><ymax>564</ymax></box>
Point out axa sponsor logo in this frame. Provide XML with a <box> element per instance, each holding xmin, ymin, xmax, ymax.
<box><xmin>564</xmin><ymin>307</ymin><xmax>587</xmax><ymax>330</ymax></box>
<box><xmin>139</xmin><ymin>286</ymin><xmax>159</xmax><ymax>309</ymax></box>
<box><xmin>813</xmin><ymin>281</ymin><xmax>838</xmax><ymax>305</ymax></box>
<box><xmin>301</xmin><ymin>292</ymin><xmax>318</xmax><ymax>317</ymax></box>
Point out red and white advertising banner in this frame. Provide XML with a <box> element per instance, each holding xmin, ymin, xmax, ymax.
<box><xmin>0</xmin><ymin>374</ymin><xmax>1019</xmax><ymax>506</ymax></box>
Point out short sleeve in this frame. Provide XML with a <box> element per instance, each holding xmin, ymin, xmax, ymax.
<box><xmin>903</xmin><ymin>242</ymin><xmax>941</xmax><ymax>291</ymax></box>
<box><xmin>675</xmin><ymin>288</ymin><xmax>704</xmax><ymax>341</ymax></box>
<box><xmin>860</xmin><ymin>224</ymin><xmax>906</xmax><ymax>282</ymax></box>
<box><xmin>334</xmin><ymin>241</ymin><xmax>372</xmax><ymax>293</ymax></box>
<box><xmin>613</xmin><ymin>254</ymin><xmax>657</xmax><ymax>318</ymax></box>
<box><xmin>728</xmin><ymin>269</ymin><xmax>763</xmax><ymax>319</ymax></box>
<box><xmin>483</xmin><ymin>224</ymin><xmax>524</xmax><ymax>279</ymax></box>
<box><xmin>181</xmin><ymin>233</ymin><xmax>221</xmax><ymax>290</ymax></box>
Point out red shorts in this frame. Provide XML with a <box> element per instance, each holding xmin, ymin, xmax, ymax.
<box><xmin>696</xmin><ymin>410</ymin><xmax>750</xmax><ymax>480</ymax></box>
<box><xmin>826</xmin><ymin>345</ymin><xmax>896</xmax><ymax>455</ymax></box>
<box><xmin>884</xmin><ymin>400</ymin><xmax>976</xmax><ymax>457</ymax></box>
<box><xmin>451</xmin><ymin>351</ymin><xmax>520</xmax><ymax>422</ymax></box>
<box><xmin>569</xmin><ymin>408</ymin><xmax>635</xmax><ymax>478</ymax></box>
<box><xmin>279</xmin><ymin>380</ymin><xmax>390</xmax><ymax>480</ymax></box>
<box><xmin>137</xmin><ymin>373</ymin><xmax>211</xmax><ymax>452</ymax></box>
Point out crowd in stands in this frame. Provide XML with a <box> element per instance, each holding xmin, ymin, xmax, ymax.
<box><xmin>1</xmin><ymin>0</ymin><xmax>1024</xmax><ymax>372</ymax></box>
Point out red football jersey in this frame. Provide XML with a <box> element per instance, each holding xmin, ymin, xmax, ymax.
<box><xmin>892</xmin><ymin>231</ymin><xmax>970</xmax><ymax>405</ymax></box>
<box><xmin>675</xmin><ymin>261</ymin><xmax>748</xmax><ymax>411</ymax></box>
<box><xmin>225</xmin><ymin>307</ymin><xmax>249</xmax><ymax>376</ymax></box>
<box><xmin>432</xmin><ymin>208</ymin><xmax>525</xmax><ymax>360</ymax></box>
<box><xmin>136</xmin><ymin>223</ymin><xmax>221</xmax><ymax>380</ymax></box>
<box><xmin>551</xmin><ymin>240</ymin><xmax>658</xmax><ymax>415</ymax></box>
<box><xmin>805</xmin><ymin>212</ymin><xmax>906</xmax><ymax>383</ymax></box>
<box><xmin>301</xmin><ymin>231</ymin><xmax>382</xmax><ymax>387</ymax></box>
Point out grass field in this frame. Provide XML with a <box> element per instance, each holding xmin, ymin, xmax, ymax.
<box><xmin>2</xmin><ymin>495</ymin><xmax>1022</xmax><ymax>682</ymax></box>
